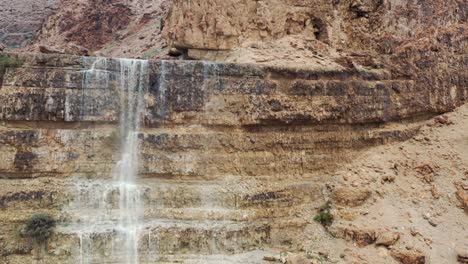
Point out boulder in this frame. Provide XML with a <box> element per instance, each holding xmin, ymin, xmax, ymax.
<box><xmin>38</xmin><ymin>45</ymin><xmax>65</xmax><ymax>54</ymax></box>
<box><xmin>391</xmin><ymin>249</ymin><xmax>425</xmax><ymax>264</ymax></box>
<box><xmin>331</xmin><ymin>187</ymin><xmax>372</xmax><ymax>207</ymax></box>
<box><xmin>375</xmin><ymin>231</ymin><xmax>400</xmax><ymax>247</ymax></box>
<box><xmin>65</xmin><ymin>43</ymin><xmax>90</xmax><ymax>56</ymax></box>
<box><xmin>328</xmin><ymin>225</ymin><xmax>376</xmax><ymax>246</ymax></box>
<box><xmin>455</xmin><ymin>182</ymin><xmax>468</xmax><ymax>213</ymax></box>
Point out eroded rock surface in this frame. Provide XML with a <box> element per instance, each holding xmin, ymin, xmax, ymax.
<box><xmin>0</xmin><ymin>52</ymin><xmax>466</xmax><ymax>263</ymax></box>
<box><xmin>21</xmin><ymin>0</ymin><xmax>172</xmax><ymax>59</ymax></box>
<box><xmin>0</xmin><ymin>0</ymin><xmax>59</xmax><ymax>48</ymax></box>
<box><xmin>163</xmin><ymin>0</ymin><xmax>467</xmax><ymax>68</ymax></box>
<box><xmin>0</xmin><ymin>0</ymin><xmax>466</xmax><ymax>262</ymax></box>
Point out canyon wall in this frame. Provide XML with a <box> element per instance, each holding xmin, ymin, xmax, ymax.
<box><xmin>163</xmin><ymin>0</ymin><xmax>467</xmax><ymax>67</ymax></box>
<box><xmin>0</xmin><ymin>51</ymin><xmax>467</xmax><ymax>263</ymax></box>
<box><xmin>0</xmin><ymin>0</ymin><xmax>466</xmax><ymax>262</ymax></box>
<box><xmin>165</xmin><ymin>0</ymin><xmax>466</xmax><ymax>51</ymax></box>
<box><xmin>29</xmin><ymin>0</ymin><xmax>171</xmax><ymax>59</ymax></box>
<box><xmin>0</xmin><ymin>0</ymin><xmax>59</xmax><ymax>48</ymax></box>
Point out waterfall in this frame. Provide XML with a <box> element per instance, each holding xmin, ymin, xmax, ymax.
<box><xmin>68</xmin><ymin>57</ymin><xmax>149</xmax><ymax>264</ymax></box>
<box><xmin>113</xmin><ymin>58</ymin><xmax>148</xmax><ymax>264</ymax></box>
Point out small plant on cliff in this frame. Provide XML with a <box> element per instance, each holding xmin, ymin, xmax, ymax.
<box><xmin>0</xmin><ymin>54</ymin><xmax>24</xmax><ymax>74</ymax></box>
<box><xmin>21</xmin><ymin>213</ymin><xmax>56</xmax><ymax>244</ymax></box>
<box><xmin>313</xmin><ymin>202</ymin><xmax>334</xmax><ymax>227</ymax></box>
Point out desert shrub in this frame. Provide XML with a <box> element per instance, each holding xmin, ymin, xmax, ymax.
<box><xmin>313</xmin><ymin>202</ymin><xmax>334</xmax><ymax>226</ymax></box>
<box><xmin>0</xmin><ymin>54</ymin><xmax>24</xmax><ymax>74</ymax></box>
<box><xmin>22</xmin><ymin>213</ymin><xmax>56</xmax><ymax>243</ymax></box>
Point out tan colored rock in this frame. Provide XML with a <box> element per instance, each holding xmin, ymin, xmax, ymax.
<box><xmin>414</xmin><ymin>164</ymin><xmax>435</xmax><ymax>183</ymax></box>
<box><xmin>382</xmin><ymin>175</ymin><xmax>396</xmax><ymax>183</ymax></box>
<box><xmin>331</xmin><ymin>187</ymin><xmax>372</xmax><ymax>207</ymax></box>
<box><xmin>328</xmin><ymin>225</ymin><xmax>376</xmax><ymax>247</ymax></box>
<box><xmin>0</xmin><ymin>43</ymin><xmax>5</xmax><ymax>51</ymax></box>
<box><xmin>163</xmin><ymin>0</ymin><xmax>466</xmax><ymax>72</ymax></box>
<box><xmin>455</xmin><ymin>182</ymin><xmax>468</xmax><ymax>213</ymax></box>
<box><xmin>65</xmin><ymin>43</ymin><xmax>90</xmax><ymax>56</ymax></box>
<box><xmin>431</xmin><ymin>184</ymin><xmax>441</xmax><ymax>199</ymax></box>
<box><xmin>391</xmin><ymin>249</ymin><xmax>425</xmax><ymax>264</ymax></box>
<box><xmin>283</xmin><ymin>253</ymin><xmax>310</xmax><ymax>264</ymax></box>
<box><xmin>434</xmin><ymin>115</ymin><xmax>454</xmax><ymax>126</ymax></box>
<box><xmin>38</xmin><ymin>45</ymin><xmax>65</xmax><ymax>54</ymax></box>
<box><xmin>263</xmin><ymin>255</ymin><xmax>281</xmax><ymax>262</ymax></box>
<box><xmin>375</xmin><ymin>231</ymin><xmax>400</xmax><ymax>247</ymax></box>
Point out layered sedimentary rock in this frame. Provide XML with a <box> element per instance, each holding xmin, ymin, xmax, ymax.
<box><xmin>0</xmin><ymin>51</ymin><xmax>466</xmax><ymax>263</ymax></box>
<box><xmin>0</xmin><ymin>0</ymin><xmax>466</xmax><ymax>262</ymax></box>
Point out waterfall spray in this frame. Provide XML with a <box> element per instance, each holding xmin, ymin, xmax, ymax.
<box><xmin>70</xmin><ymin>57</ymin><xmax>148</xmax><ymax>264</ymax></box>
<box><xmin>113</xmin><ymin>58</ymin><xmax>148</xmax><ymax>264</ymax></box>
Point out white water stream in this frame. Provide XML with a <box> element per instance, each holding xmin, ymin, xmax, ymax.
<box><xmin>69</xmin><ymin>57</ymin><xmax>149</xmax><ymax>264</ymax></box>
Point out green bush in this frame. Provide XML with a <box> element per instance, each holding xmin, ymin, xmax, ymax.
<box><xmin>22</xmin><ymin>214</ymin><xmax>56</xmax><ymax>243</ymax></box>
<box><xmin>313</xmin><ymin>202</ymin><xmax>334</xmax><ymax>227</ymax></box>
<box><xmin>0</xmin><ymin>54</ymin><xmax>24</xmax><ymax>75</ymax></box>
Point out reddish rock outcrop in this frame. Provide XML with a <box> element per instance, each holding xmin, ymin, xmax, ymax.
<box><xmin>391</xmin><ymin>249</ymin><xmax>426</xmax><ymax>264</ymax></box>
<box><xmin>455</xmin><ymin>182</ymin><xmax>468</xmax><ymax>213</ymax></box>
<box><xmin>375</xmin><ymin>231</ymin><xmax>400</xmax><ymax>247</ymax></box>
<box><xmin>0</xmin><ymin>0</ymin><xmax>59</xmax><ymax>48</ymax></box>
<box><xmin>28</xmin><ymin>0</ymin><xmax>172</xmax><ymax>59</ymax></box>
<box><xmin>34</xmin><ymin>0</ymin><xmax>131</xmax><ymax>51</ymax></box>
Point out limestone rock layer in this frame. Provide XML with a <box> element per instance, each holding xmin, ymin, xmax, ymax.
<box><xmin>0</xmin><ymin>52</ymin><xmax>467</xmax><ymax>263</ymax></box>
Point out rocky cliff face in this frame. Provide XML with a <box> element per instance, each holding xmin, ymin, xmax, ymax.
<box><xmin>0</xmin><ymin>51</ymin><xmax>467</xmax><ymax>263</ymax></box>
<box><xmin>25</xmin><ymin>0</ymin><xmax>171</xmax><ymax>59</ymax></box>
<box><xmin>0</xmin><ymin>0</ymin><xmax>467</xmax><ymax>263</ymax></box>
<box><xmin>0</xmin><ymin>0</ymin><xmax>59</xmax><ymax>48</ymax></box>
<box><xmin>163</xmin><ymin>0</ymin><xmax>466</xmax><ymax>66</ymax></box>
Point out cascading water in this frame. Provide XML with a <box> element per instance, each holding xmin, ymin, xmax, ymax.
<box><xmin>114</xmin><ymin>58</ymin><xmax>148</xmax><ymax>264</ymax></box>
<box><xmin>66</xmin><ymin>57</ymin><xmax>149</xmax><ymax>264</ymax></box>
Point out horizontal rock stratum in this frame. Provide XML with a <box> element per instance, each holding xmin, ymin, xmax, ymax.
<box><xmin>0</xmin><ymin>52</ymin><xmax>467</xmax><ymax>263</ymax></box>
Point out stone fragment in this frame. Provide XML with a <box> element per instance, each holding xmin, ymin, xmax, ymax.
<box><xmin>263</xmin><ymin>255</ymin><xmax>281</xmax><ymax>262</ymax></box>
<box><xmin>331</xmin><ymin>187</ymin><xmax>371</xmax><ymax>207</ymax></box>
<box><xmin>328</xmin><ymin>225</ymin><xmax>376</xmax><ymax>246</ymax></box>
<box><xmin>0</xmin><ymin>42</ymin><xmax>5</xmax><ymax>51</ymax></box>
<box><xmin>168</xmin><ymin>47</ymin><xmax>183</xmax><ymax>57</ymax></box>
<box><xmin>66</xmin><ymin>43</ymin><xmax>90</xmax><ymax>56</ymax></box>
<box><xmin>455</xmin><ymin>182</ymin><xmax>468</xmax><ymax>213</ymax></box>
<box><xmin>414</xmin><ymin>164</ymin><xmax>435</xmax><ymax>183</ymax></box>
<box><xmin>375</xmin><ymin>231</ymin><xmax>400</xmax><ymax>247</ymax></box>
<box><xmin>38</xmin><ymin>45</ymin><xmax>65</xmax><ymax>54</ymax></box>
<box><xmin>391</xmin><ymin>249</ymin><xmax>425</xmax><ymax>264</ymax></box>
<box><xmin>382</xmin><ymin>175</ymin><xmax>396</xmax><ymax>183</ymax></box>
<box><xmin>434</xmin><ymin>115</ymin><xmax>454</xmax><ymax>125</ymax></box>
<box><xmin>431</xmin><ymin>184</ymin><xmax>441</xmax><ymax>199</ymax></box>
<box><xmin>349</xmin><ymin>0</ymin><xmax>382</xmax><ymax>16</ymax></box>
